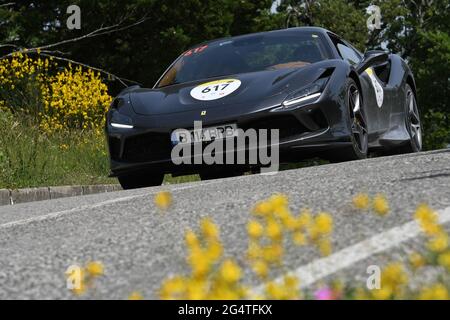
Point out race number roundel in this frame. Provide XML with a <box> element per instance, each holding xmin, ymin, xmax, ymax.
<box><xmin>190</xmin><ymin>79</ymin><xmax>241</xmax><ymax>101</ymax></box>
<box><xmin>365</xmin><ymin>68</ymin><xmax>384</xmax><ymax>108</ymax></box>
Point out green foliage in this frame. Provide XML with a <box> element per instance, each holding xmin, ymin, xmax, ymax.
<box><xmin>0</xmin><ymin>111</ymin><xmax>113</xmax><ymax>189</ymax></box>
<box><xmin>279</xmin><ymin>0</ymin><xmax>367</xmax><ymax>50</ymax></box>
<box><xmin>310</xmin><ymin>0</ymin><xmax>366</xmax><ymax>50</ymax></box>
<box><xmin>411</xmin><ymin>30</ymin><xmax>450</xmax><ymax>149</ymax></box>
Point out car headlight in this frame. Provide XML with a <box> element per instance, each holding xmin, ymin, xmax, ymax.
<box><xmin>110</xmin><ymin>114</ymin><xmax>133</xmax><ymax>129</ymax></box>
<box><xmin>110</xmin><ymin>98</ymin><xmax>134</xmax><ymax>129</ymax></box>
<box><xmin>282</xmin><ymin>77</ymin><xmax>328</xmax><ymax>108</ymax></box>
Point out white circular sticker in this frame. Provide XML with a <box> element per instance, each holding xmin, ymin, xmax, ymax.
<box><xmin>365</xmin><ymin>68</ymin><xmax>384</xmax><ymax>108</ymax></box>
<box><xmin>190</xmin><ymin>79</ymin><xmax>241</xmax><ymax>101</ymax></box>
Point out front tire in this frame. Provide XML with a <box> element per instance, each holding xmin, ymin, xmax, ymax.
<box><xmin>328</xmin><ymin>78</ymin><xmax>368</xmax><ymax>162</ymax></box>
<box><xmin>118</xmin><ymin>171</ymin><xmax>164</xmax><ymax>190</ymax></box>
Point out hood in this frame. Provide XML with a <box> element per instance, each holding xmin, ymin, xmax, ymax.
<box><xmin>129</xmin><ymin>64</ymin><xmax>327</xmax><ymax>116</ymax></box>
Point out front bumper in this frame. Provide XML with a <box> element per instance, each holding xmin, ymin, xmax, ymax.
<box><xmin>106</xmin><ymin>94</ymin><xmax>351</xmax><ymax>177</ymax></box>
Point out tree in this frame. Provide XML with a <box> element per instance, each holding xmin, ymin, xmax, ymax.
<box><xmin>277</xmin><ymin>0</ymin><xmax>367</xmax><ymax>49</ymax></box>
<box><xmin>0</xmin><ymin>0</ymin><xmax>276</xmax><ymax>91</ymax></box>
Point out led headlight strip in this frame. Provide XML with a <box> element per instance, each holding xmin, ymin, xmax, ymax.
<box><xmin>111</xmin><ymin>123</ymin><xmax>134</xmax><ymax>129</ymax></box>
<box><xmin>282</xmin><ymin>92</ymin><xmax>322</xmax><ymax>107</ymax></box>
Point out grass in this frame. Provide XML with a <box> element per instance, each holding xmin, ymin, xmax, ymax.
<box><xmin>0</xmin><ymin>112</ymin><xmax>114</xmax><ymax>189</ymax></box>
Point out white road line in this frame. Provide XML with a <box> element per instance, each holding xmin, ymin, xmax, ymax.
<box><xmin>252</xmin><ymin>205</ymin><xmax>450</xmax><ymax>294</ymax></box>
<box><xmin>0</xmin><ymin>180</ymin><xmax>222</xmax><ymax>229</ymax></box>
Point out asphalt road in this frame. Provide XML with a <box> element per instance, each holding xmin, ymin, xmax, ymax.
<box><xmin>1</xmin><ymin>149</ymin><xmax>450</xmax><ymax>299</ymax></box>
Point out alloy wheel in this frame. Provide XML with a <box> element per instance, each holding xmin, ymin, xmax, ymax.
<box><xmin>348</xmin><ymin>84</ymin><xmax>368</xmax><ymax>154</ymax></box>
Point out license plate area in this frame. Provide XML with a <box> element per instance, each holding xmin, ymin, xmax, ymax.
<box><xmin>172</xmin><ymin>124</ymin><xmax>238</xmax><ymax>145</ymax></box>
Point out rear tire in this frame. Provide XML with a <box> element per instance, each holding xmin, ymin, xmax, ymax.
<box><xmin>394</xmin><ymin>84</ymin><xmax>422</xmax><ymax>154</ymax></box>
<box><xmin>327</xmin><ymin>78</ymin><xmax>368</xmax><ymax>162</ymax></box>
<box><xmin>118</xmin><ymin>171</ymin><xmax>164</xmax><ymax>190</ymax></box>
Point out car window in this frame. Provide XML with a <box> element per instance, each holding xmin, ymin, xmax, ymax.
<box><xmin>156</xmin><ymin>32</ymin><xmax>332</xmax><ymax>88</ymax></box>
<box><xmin>328</xmin><ymin>33</ymin><xmax>362</xmax><ymax>65</ymax></box>
<box><xmin>337</xmin><ymin>43</ymin><xmax>361</xmax><ymax>65</ymax></box>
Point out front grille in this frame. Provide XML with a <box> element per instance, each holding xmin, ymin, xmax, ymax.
<box><xmin>241</xmin><ymin>115</ymin><xmax>307</xmax><ymax>141</ymax></box>
<box><xmin>122</xmin><ymin>132</ymin><xmax>172</xmax><ymax>162</ymax></box>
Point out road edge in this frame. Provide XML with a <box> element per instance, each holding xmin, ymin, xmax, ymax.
<box><xmin>0</xmin><ymin>184</ymin><xmax>122</xmax><ymax>206</ymax></box>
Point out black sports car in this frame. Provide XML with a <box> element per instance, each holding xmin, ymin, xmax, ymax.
<box><xmin>106</xmin><ymin>27</ymin><xmax>422</xmax><ymax>189</ymax></box>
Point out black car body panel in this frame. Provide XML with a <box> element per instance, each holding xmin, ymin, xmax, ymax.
<box><xmin>105</xmin><ymin>27</ymin><xmax>419</xmax><ymax>178</ymax></box>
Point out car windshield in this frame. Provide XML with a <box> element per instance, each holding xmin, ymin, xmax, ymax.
<box><xmin>156</xmin><ymin>31</ymin><xmax>331</xmax><ymax>88</ymax></box>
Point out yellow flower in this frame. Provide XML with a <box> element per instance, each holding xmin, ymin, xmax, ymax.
<box><xmin>414</xmin><ymin>203</ymin><xmax>437</xmax><ymax>224</ymax></box>
<box><xmin>437</xmin><ymin>251</ymin><xmax>450</xmax><ymax>271</ymax></box>
<box><xmin>283</xmin><ymin>275</ymin><xmax>299</xmax><ymax>289</ymax></box>
<box><xmin>273</xmin><ymin>205</ymin><xmax>290</xmax><ymax>221</ymax></box>
<box><xmin>372</xmin><ymin>194</ymin><xmax>389</xmax><ymax>216</ymax></box>
<box><xmin>186</xmin><ymin>279</ymin><xmax>207</xmax><ymax>300</ymax></box>
<box><xmin>314</xmin><ymin>212</ymin><xmax>333</xmax><ymax>235</ymax></box>
<box><xmin>414</xmin><ymin>204</ymin><xmax>442</xmax><ymax>236</ymax></box>
<box><xmin>262</xmin><ymin>244</ymin><xmax>283</xmax><ymax>265</ymax></box>
<box><xmin>421</xmin><ymin>221</ymin><xmax>443</xmax><ymax>237</ymax></box>
<box><xmin>85</xmin><ymin>261</ymin><xmax>104</xmax><ymax>277</ymax></box>
<box><xmin>269</xmin><ymin>193</ymin><xmax>288</xmax><ymax>209</ymax></box>
<box><xmin>281</xmin><ymin>214</ymin><xmax>298</xmax><ymax>231</ymax></box>
<box><xmin>159</xmin><ymin>276</ymin><xmax>187</xmax><ymax>299</ymax></box>
<box><xmin>283</xmin><ymin>276</ymin><xmax>300</xmax><ymax>299</ymax></box>
<box><xmin>128</xmin><ymin>292</ymin><xmax>144</xmax><ymax>300</ymax></box>
<box><xmin>247</xmin><ymin>242</ymin><xmax>263</xmax><ymax>261</ymax></box>
<box><xmin>264</xmin><ymin>278</ymin><xmax>298</xmax><ymax>300</ymax></box>
<box><xmin>352</xmin><ymin>193</ymin><xmax>370</xmax><ymax>210</ymax></box>
<box><xmin>200</xmin><ymin>218</ymin><xmax>219</xmax><ymax>240</ymax></box>
<box><xmin>247</xmin><ymin>220</ymin><xmax>264</xmax><ymax>239</ymax></box>
<box><xmin>188</xmin><ymin>250</ymin><xmax>211</xmax><ymax>278</ymax></box>
<box><xmin>71</xmin><ymin>280</ymin><xmax>87</xmax><ymax>296</ymax></box>
<box><xmin>296</xmin><ymin>209</ymin><xmax>312</xmax><ymax>230</ymax></box>
<box><xmin>418</xmin><ymin>283</ymin><xmax>449</xmax><ymax>300</ymax></box>
<box><xmin>185</xmin><ymin>229</ymin><xmax>199</xmax><ymax>248</ymax></box>
<box><xmin>292</xmin><ymin>231</ymin><xmax>307</xmax><ymax>246</ymax></box>
<box><xmin>66</xmin><ymin>266</ymin><xmax>87</xmax><ymax>296</ymax></box>
<box><xmin>317</xmin><ymin>238</ymin><xmax>332</xmax><ymax>256</ymax></box>
<box><xmin>252</xmin><ymin>260</ymin><xmax>269</xmax><ymax>279</ymax></box>
<box><xmin>427</xmin><ymin>233</ymin><xmax>448</xmax><ymax>252</ymax></box>
<box><xmin>408</xmin><ymin>252</ymin><xmax>426</xmax><ymax>271</ymax></box>
<box><xmin>205</xmin><ymin>240</ymin><xmax>223</xmax><ymax>262</ymax></box>
<box><xmin>265</xmin><ymin>281</ymin><xmax>286</xmax><ymax>300</ymax></box>
<box><xmin>219</xmin><ymin>259</ymin><xmax>242</xmax><ymax>283</ymax></box>
<box><xmin>252</xmin><ymin>201</ymin><xmax>273</xmax><ymax>216</ymax></box>
<box><xmin>154</xmin><ymin>191</ymin><xmax>172</xmax><ymax>210</ymax></box>
<box><xmin>371</xmin><ymin>286</ymin><xmax>393</xmax><ymax>300</ymax></box>
<box><xmin>266</xmin><ymin>218</ymin><xmax>282</xmax><ymax>242</ymax></box>
<box><xmin>381</xmin><ymin>262</ymin><xmax>409</xmax><ymax>291</ymax></box>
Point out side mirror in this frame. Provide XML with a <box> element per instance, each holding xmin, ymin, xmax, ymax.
<box><xmin>356</xmin><ymin>50</ymin><xmax>388</xmax><ymax>74</ymax></box>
